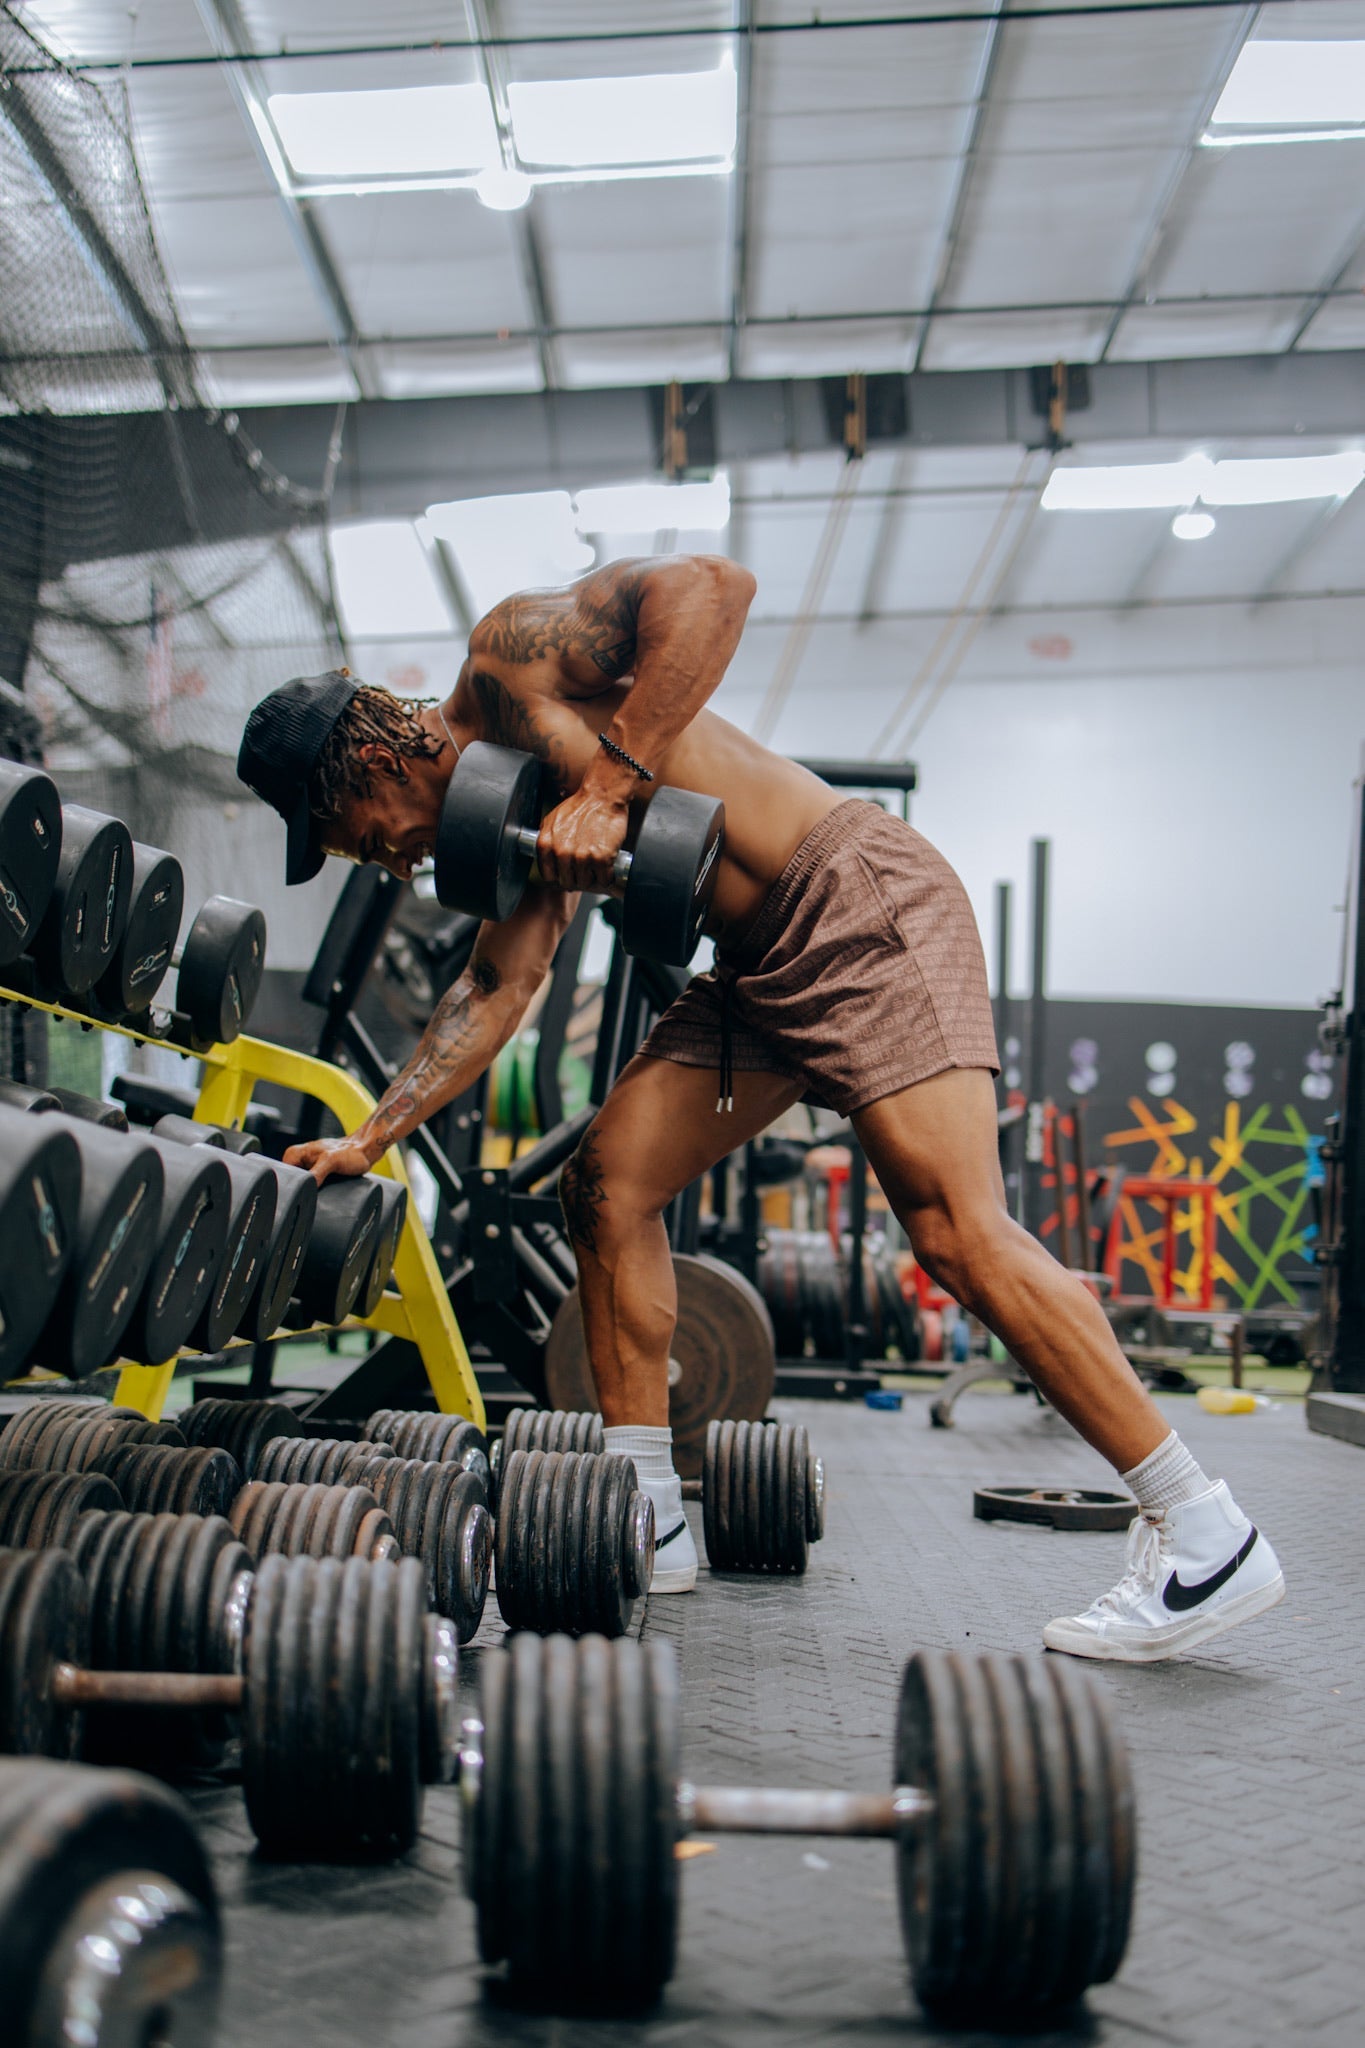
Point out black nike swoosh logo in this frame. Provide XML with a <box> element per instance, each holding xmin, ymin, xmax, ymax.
<box><xmin>655</xmin><ymin>1518</ymin><xmax>689</xmax><ymax>1552</ymax></box>
<box><xmin>1163</xmin><ymin>1527</ymin><xmax>1259</xmax><ymax>1612</ymax></box>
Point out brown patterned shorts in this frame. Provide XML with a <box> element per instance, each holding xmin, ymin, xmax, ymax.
<box><xmin>639</xmin><ymin>800</ymin><xmax>1000</xmax><ymax>1118</ymax></box>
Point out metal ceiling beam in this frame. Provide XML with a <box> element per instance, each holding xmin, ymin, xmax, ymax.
<box><xmin>911</xmin><ymin>0</ymin><xmax>1008</xmax><ymax>374</ymax></box>
<box><xmin>726</xmin><ymin>0</ymin><xmax>756</xmax><ymax>382</ymax></box>
<box><xmin>463</xmin><ymin>0</ymin><xmax>558</xmax><ymax>391</ymax></box>
<box><xmin>1285</xmin><ymin>201</ymin><xmax>1365</xmax><ymax>353</ymax></box>
<box><xmin>238</xmin><ymin>350</ymin><xmax>1365</xmax><ymax>519</ymax></box>
<box><xmin>1251</xmin><ymin>493</ymin><xmax>1357</xmax><ymax>605</ymax></box>
<box><xmin>192</xmin><ymin>0</ymin><xmax>377</xmax><ymax>401</ymax></box>
<box><xmin>1097</xmin><ymin>4</ymin><xmax>1259</xmax><ymax>362</ymax></box>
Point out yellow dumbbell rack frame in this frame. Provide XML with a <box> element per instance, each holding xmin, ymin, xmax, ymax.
<box><xmin>0</xmin><ymin>991</ymin><xmax>484</xmax><ymax>1431</ymax></box>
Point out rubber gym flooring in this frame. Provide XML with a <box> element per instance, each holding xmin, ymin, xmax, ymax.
<box><xmin>187</xmin><ymin>1388</ymin><xmax>1363</xmax><ymax>2048</ymax></box>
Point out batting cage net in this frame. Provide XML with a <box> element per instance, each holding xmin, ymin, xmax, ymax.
<box><xmin>0</xmin><ymin>5</ymin><xmax>346</xmax><ymax>973</ymax></box>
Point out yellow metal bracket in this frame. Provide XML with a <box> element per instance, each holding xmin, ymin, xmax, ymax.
<box><xmin>0</xmin><ymin>988</ymin><xmax>482</xmax><ymax>1429</ymax></box>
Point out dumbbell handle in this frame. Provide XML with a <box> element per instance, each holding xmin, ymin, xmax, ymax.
<box><xmin>52</xmin><ymin>1662</ymin><xmax>245</xmax><ymax>1711</ymax></box>
<box><xmin>677</xmin><ymin>1783</ymin><xmax>932</xmax><ymax>1838</ymax></box>
<box><xmin>512</xmin><ymin>826</ymin><xmax>632</xmax><ymax>887</ymax></box>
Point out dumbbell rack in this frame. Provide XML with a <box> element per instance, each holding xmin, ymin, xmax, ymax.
<box><xmin>0</xmin><ymin>984</ymin><xmax>484</xmax><ymax>1430</ymax></box>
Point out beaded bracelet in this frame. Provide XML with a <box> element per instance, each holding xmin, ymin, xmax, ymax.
<box><xmin>598</xmin><ymin>732</ymin><xmax>654</xmax><ymax>783</ymax></box>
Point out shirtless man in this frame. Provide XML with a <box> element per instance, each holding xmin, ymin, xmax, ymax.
<box><xmin>238</xmin><ymin>553</ymin><xmax>1283</xmax><ymax>1657</ymax></box>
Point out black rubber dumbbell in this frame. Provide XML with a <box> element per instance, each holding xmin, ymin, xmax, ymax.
<box><xmin>434</xmin><ymin>741</ymin><xmax>724</xmax><ymax>968</ymax></box>
<box><xmin>92</xmin><ymin>841</ymin><xmax>184</xmax><ymax>1018</ymax></box>
<box><xmin>0</xmin><ymin>1104</ymin><xmax>81</xmax><ymax>1377</ymax></box>
<box><xmin>0</xmin><ymin>760</ymin><xmax>62</xmax><ymax>969</ymax></box>
<box><xmin>119</xmin><ymin>1138</ymin><xmax>232</xmax><ymax>1366</ymax></box>
<box><xmin>29</xmin><ymin>804</ymin><xmax>133</xmax><ymax>996</ymax></box>
<box><xmin>170</xmin><ymin>896</ymin><xmax>267</xmax><ymax>1051</ymax></box>
<box><xmin>465</xmin><ymin>1633</ymin><xmax>1137</xmax><ymax>2021</ymax></box>
<box><xmin>0</xmin><ymin>1757</ymin><xmax>222</xmax><ymax>2048</ymax></box>
<box><xmin>493</xmin><ymin>1447</ymin><xmax>654</xmax><ymax>1638</ymax></box>
<box><xmin>29</xmin><ymin>1119</ymin><xmax>164</xmax><ymax>1378</ymax></box>
<box><xmin>365</xmin><ymin>1407</ymin><xmax>489</xmax><ymax>1489</ymax></box>
<box><xmin>149</xmin><ymin>1117</ymin><xmax>278</xmax><ymax>1350</ymax></box>
<box><xmin>0</xmin><ymin>1546</ymin><xmax>456</xmax><ymax>1859</ymax></box>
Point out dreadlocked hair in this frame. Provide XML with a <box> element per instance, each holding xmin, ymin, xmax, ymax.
<box><xmin>309</xmin><ymin>684</ymin><xmax>444</xmax><ymax>820</ymax></box>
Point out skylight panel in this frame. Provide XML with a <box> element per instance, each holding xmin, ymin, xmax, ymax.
<box><xmin>574</xmin><ymin>476</ymin><xmax>731</xmax><ymax>534</ymax></box>
<box><xmin>1210</xmin><ymin>41</ymin><xmax>1365</xmax><ymax>129</ymax></box>
<box><xmin>1201</xmin><ymin>453</ymin><xmax>1365</xmax><ymax>504</ymax></box>
<box><xmin>1041</xmin><ymin>457</ymin><xmax>1212</xmax><ymax>512</ymax></box>
<box><xmin>269</xmin><ymin>85</ymin><xmax>500</xmax><ymax>179</ymax></box>
<box><xmin>424</xmin><ymin>493</ymin><xmax>596</xmax><ymax>617</ymax></box>
<box><xmin>328</xmin><ymin>522</ymin><xmax>455</xmax><ymax>641</ymax></box>
<box><xmin>508</xmin><ymin>64</ymin><xmax>736</xmax><ymax>168</ymax></box>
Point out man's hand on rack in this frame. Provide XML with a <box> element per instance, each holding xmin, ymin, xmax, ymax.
<box><xmin>284</xmin><ymin>1133</ymin><xmax>379</xmax><ymax>1185</ymax></box>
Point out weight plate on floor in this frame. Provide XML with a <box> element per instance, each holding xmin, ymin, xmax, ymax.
<box><xmin>0</xmin><ymin>1758</ymin><xmax>221</xmax><ymax>2048</ymax></box>
<box><xmin>543</xmin><ymin>1252</ymin><xmax>775</xmax><ymax>1481</ymax></box>
<box><xmin>0</xmin><ymin>760</ymin><xmax>61</xmax><ymax>968</ymax></box>
<box><xmin>364</xmin><ymin>1408</ymin><xmax>488</xmax><ymax>1486</ymax></box>
<box><xmin>93</xmin><ymin>842</ymin><xmax>183</xmax><ymax>1017</ymax></box>
<box><xmin>973</xmin><ymin>1487</ymin><xmax>1139</xmax><ymax>1532</ymax></box>
<box><xmin>30</xmin><ymin>805</ymin><xmax>132</xmax><ymax>996</ymax></box>
<box><xmin>175</xmin><ymin>896</ymin><xmax>266</xmax><ymax>1049</ymax></box>
<box><xmin>179</xmin><ymin>1396</ymin><xmax>305</xmax><ymax>1480</ymax></box>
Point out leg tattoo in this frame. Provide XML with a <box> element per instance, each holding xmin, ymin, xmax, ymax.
<box><xmin>559</xmin><ymin>1129</ymin><xmax>608</xmax><ymax>1252</ymax></box>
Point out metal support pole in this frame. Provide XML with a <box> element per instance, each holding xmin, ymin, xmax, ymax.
<box><xmin>1072</xmin><ymin>1097</ymin><xmax>1093</xmax><ymax>1274</ymax></box>
<box><xmin>1023</xmin><ymin>838</ymin><xmax>1050</xmax><ymax>1239</ymax></box>
<box><xmin>680</xmin><ymin>1784</ymin><xmax>932</xmax><ymax>1838</ymax></box>
<box><xmin>845</xmin><ymin>1140</ymin><xmax>870</xmax><ymax>1370</ymax></box>
<box><xmin>738</xmin><ymin>1142</ymin><xmax>761</xmax><ymax>1287</ymax></box>
<box><xmin>1327</xmin><ymin>783</ymin><xmax>1365</xmax><ymax>1387</ymax></box>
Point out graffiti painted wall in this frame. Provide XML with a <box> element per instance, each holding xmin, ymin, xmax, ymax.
<box><xmin>1004</xmin><ymin>1000</ymin><xmax>1337</xmax><ymax>1311</ymax></box>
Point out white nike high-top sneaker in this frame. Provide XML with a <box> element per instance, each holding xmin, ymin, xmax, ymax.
<box><xmin>639</xmin><ymin>1472</ymin><xmax>699</xmax><ymax>1594</ymax></box>
<box><xmin>1044</xmin><ymin>1479</ymin><xmax>1284</xmax><ymax>1662</ymax></box>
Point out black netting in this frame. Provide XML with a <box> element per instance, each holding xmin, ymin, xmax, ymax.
<box><xmin>0</xmin><ymin>6</ymin><xmax>343</xmax><ymax>904</ymax></box>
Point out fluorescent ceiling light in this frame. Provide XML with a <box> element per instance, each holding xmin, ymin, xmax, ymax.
<box><xmin>574</xmin><ymin>475</ymin><xmax>730</xmax><ymax>533</ymax></box>
<box><xmin>269</xmin><ymin>85</ymin><xmax>499</xmax><ymax>178</ymax></box>
<box><xmin>1211</xmin><ymin>41</ymin><xmax>1365</xmax><ymax>128</ymax></box>
<box><xmin>508</xmin><ymin>63</ymin><xmax>736</xmax><ymax>168</ymax></box>
<box><xmin>1044</xmin><ymin>452</ymin><xmax>1365</xmax><ymax>512</ymax></box>
<box><xmin>329</xmin><ymin>521</ymin><xmax>454</xmax><ymax>640</ymax></box>
<box><xmin>424</xmin><ymin>493</ymin><xmax>595</xmax><ymax>616</ymax></box>
<box><xmin>1171</xmin><ymin>512</ymin><xmax>1215</xmax><ymax>541</ymax></box>
<box><xmin>1201</xmin><ymin>452</ymin><xmax>1365</xmax><ymax>504</ymax></box>
<box><xmin>1201</xmin><ymin>126</ymin><xmax>1365</xmax><ymax>148</ymax></box>
<box><xmin>475</xmin><ymin>166</ymin><xmax>532</xmax><ymax>211</ymax></box>
<box><xmin>1042</xmin><ymin>457</ymin><xmax>1211</xmax><ymax>511</ymax></box>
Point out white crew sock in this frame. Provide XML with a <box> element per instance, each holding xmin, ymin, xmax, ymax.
<box><xmin>1123</xmin><ymin>1431</ymin><xmax>1212</xmax><ymax>1513</ymax></box>
<box><xmin>602</xmin><ymin>1424</ymin><xmax>677</xmax><ymax>1485</ymax></box>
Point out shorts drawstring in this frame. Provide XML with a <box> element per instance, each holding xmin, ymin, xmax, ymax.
<box><xmin>717</xmin><ymin>966</ymin><xmax>736</xmax><ymax>1113</ymax></box>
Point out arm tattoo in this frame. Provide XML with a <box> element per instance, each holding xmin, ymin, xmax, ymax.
<box><xmin>469</xmin><ymin>670</ymin><xmax>569</xmax><ymax>797</ymax></box>
<box><xmin>365</xmin><ymin>962</ymin><xmax>501</xmax><ymax>1146</ymax></box>
<box><xmin>559</xmin><ymin>1127</ymin><xmax>607</xmax><ymax>1253</ymax></box>
<box><xmin>474</xmin><ymin>563</ymin><xmax>646</xmax><ymax>680</ymax></box>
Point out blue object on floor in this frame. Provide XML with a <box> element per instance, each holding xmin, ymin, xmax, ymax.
<box><xmin>865</xmin><ymin>1389</ymin><xmax>903</xmax><ymax>1410</ymax></box>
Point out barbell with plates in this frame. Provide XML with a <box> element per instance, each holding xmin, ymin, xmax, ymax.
<box><xmin>542</xmin><ymin>1252</ymin><xmax>777</xmax><ymax>1479</ymax></box>
<box><xmin>97</xmin><ymin>1444</ymin><xmax>243</xmax><ymax>1520</ymax></box>
<box><xmin>0</xmin><ymin>1545</ymin><xmax>456</xmax><ymax>1858</ymax></box>
<box><xmin>0</xmin><ymin>1401</ymin><xmax>186</xmax><ymax>1477</ymax></box>
<box><xmin>27</xmin><ymin>1119</ymin><xmax>164</xmax><ymax>1377</ymax></box>
<box><xmin>227</xmin><ymin>1480</ymin><xmax>402</xmax><ymax>1564</ymax></box>
<box><xmin>0</xmin><ymin>1104</ymin><xmax>80</xmax><ymax>1376</ymax></box>
<box><xmin>92</xmin><ymin>840</ymin><xmax>184</xmax><ymax>1018</ymax></box>
<box><xmin>435</xmin><ymin>741</ymin><xmax>724</xmax><ymax>968</ymax></box>
<box><xmin>493</xmin><ymin>1448</ymin><xmax>654</xmax><ymax>1637</ymax></box>
<box><xmin>178</xmin><ymin>1397</ymin><xmax>305</xmax><ymax>1479</ymax></box>
<box><xmin>30</xmin><ymin>804</ymin><xmax>133</xmax><ymax>997</ymax></box>
<box><xmin>462</xmin><ymin>1631</ymin><xmax>1136</xmax><ymax>2021</ymax></box>
<box><xmin>494</xmin><ymin>1411</ymin><xmax>824</xmax><ymax>1576</ymax></box>
<box><xmin>0</xmin><ymin>760</ymin><xmax>62</xmax><ymax>969</ymax></box>
<box><xmin>365</xmin><ymin>1407</ymin><xmax>490</xmax><ymax>1488</ymax></box>
<box><xmin>0</xmin><ymin>1758</ymin><xmax>221</xmax><ymax>2048</ymax></box>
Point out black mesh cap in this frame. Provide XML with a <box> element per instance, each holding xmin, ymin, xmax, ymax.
<box><xmin>237</xmin><ymin>671</ymin><xmax>361</xmax><ymax>884</ymax></box>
